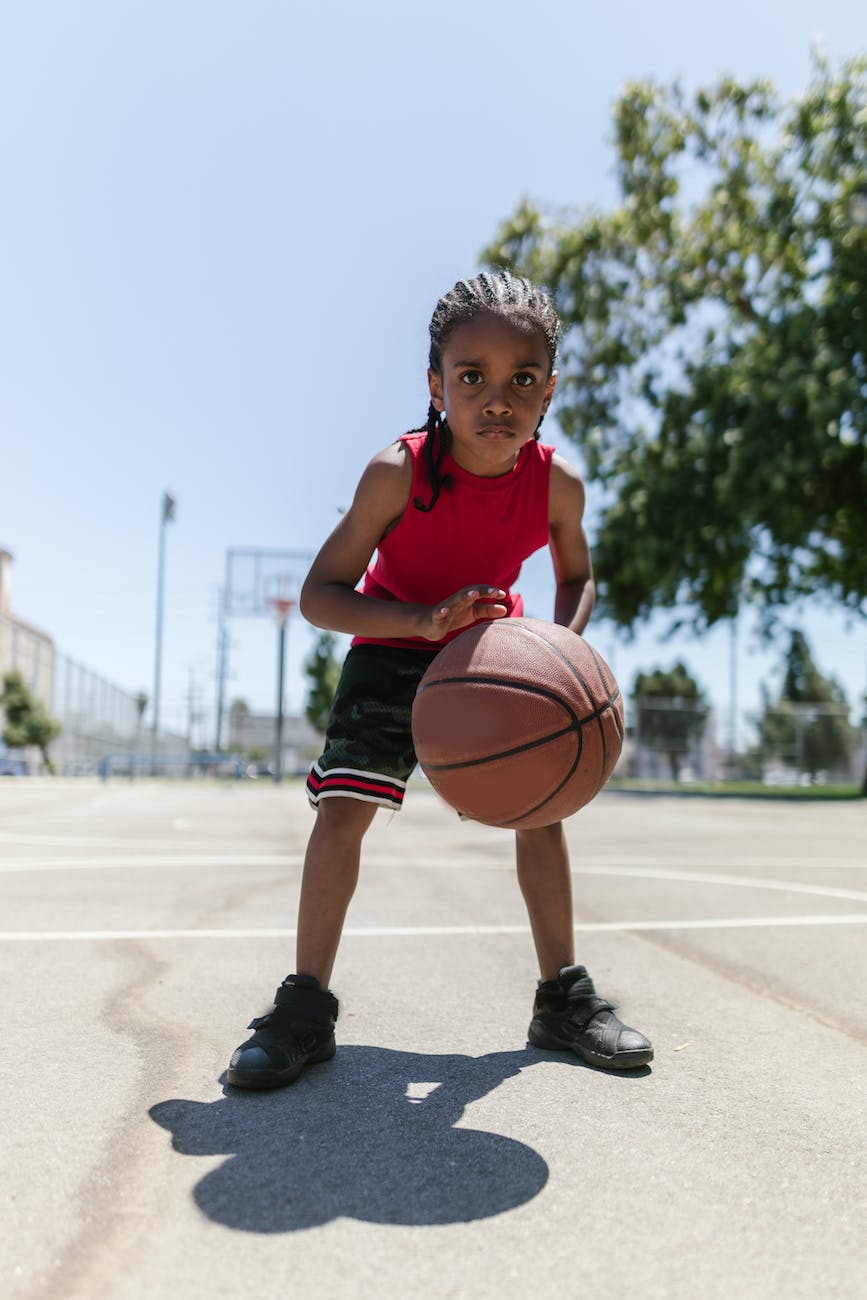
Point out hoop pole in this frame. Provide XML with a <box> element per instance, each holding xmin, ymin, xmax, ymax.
<box><xmin>274</xmin><ymin>618</ymin><xmax>287</xmax><ymax>783</ymax></box>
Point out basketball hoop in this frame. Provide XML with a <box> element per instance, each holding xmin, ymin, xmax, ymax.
<box><xmin>267</xmin><ymin>596</ymin><xmax>295</xmax><ymax>627</ymax></box>
<box><xmin>215</xmin><ymin>553</ymin><xmax>311</xmax><ymax>759</ymax></box>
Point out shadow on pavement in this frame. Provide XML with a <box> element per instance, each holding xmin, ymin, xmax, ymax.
<box><xmin>150</xmin><ymin>1044</ymin><xmax>574</xmax><ymax>1232</ymax></box>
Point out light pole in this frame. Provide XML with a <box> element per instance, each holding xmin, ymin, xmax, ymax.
<box><xmin>152</xmin><ymin>491</ymin><xmax>176</xmax><ymax>770</ymax></box>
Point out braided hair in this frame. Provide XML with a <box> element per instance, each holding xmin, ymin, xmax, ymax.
<box><xmin>412</xmin><ymin>271</ymin><xmax>562</xmax><ymax>512</ymax></box>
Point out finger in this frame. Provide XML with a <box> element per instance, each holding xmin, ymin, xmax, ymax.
<box><xmin>441</xmin><ymin>589</ymin><xmax>480</xmax><ymax>612</ymax></box>
<box><xmin>460</xmin><ymin>586</ymin><xmax>504</xmax><ymax>600</ymax></box>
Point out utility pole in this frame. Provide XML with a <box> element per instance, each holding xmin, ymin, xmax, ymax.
<box><xmin>152</xmin><ymin>492</ymin><xmax>176</xmax><ymax>770</ymax></box>
<box><xmin>186</xmin><ymin>665</ymin><xmax>197</xmax><ymax>751</ymax></box>
<box><xmin>214</xmin><ymin>590</ymin><xmax>229</xmax><ymax>752</ymax></box>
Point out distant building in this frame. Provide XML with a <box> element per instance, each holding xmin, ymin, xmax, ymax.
<box><xmin>1</xmin><ymin>548</ymin><xmax>187</xmax><ymax>774</ymax></box>
<box><xmin>0</xmin><ymin>549</ymin><xmax>57</xmax><ymax>771</ymax></box>
<box><xmin>228</xmin><ymin>702</ymin><xmax>320</xmax><ymax>775</ymax></box>
<box><xmin>0</xmin><ymin>548</ymin><xmax>55</xmax><ymax>709</ymax></box>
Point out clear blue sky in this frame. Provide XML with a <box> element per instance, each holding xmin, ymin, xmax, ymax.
<box><xmin>1</xmin><ymin>0</ymin><xmax>864</xmax><ymax>745</ymax></box>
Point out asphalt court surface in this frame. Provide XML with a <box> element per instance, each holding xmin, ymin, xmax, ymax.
<box><xmin>1</xmin><ymin>779</ymin><xmax>865</xmax><ymax>1299</ymax></box>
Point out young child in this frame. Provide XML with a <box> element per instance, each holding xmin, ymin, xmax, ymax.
<box><xmin>227</xmin><ymin>271</ymin><xmax>653</xmax><ymax>1089</ymax></box>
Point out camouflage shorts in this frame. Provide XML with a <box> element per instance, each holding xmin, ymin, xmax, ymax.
<box><xmin>306</xmin><ymin>644</ymin><xmax>439</xmax><ymax>811</ymax></box>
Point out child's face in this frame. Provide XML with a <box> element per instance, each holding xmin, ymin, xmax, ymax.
<box><xmin>427</xmin><ymin>312</ymin><xmax>556</xmax><ymax>476</ymax></box>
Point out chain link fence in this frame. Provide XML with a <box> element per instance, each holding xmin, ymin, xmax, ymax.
<box><xmin>50</xmin><ymin>652</ymin><xmax>190</xmax><ymax>775</ymax></box>
<box><xmin>745</xmin><ymin>701</ymin><xmax>863</xmax><ymax>786</ymax></box>
<box><xmin>0</xmin><ymin>647</ymin><xmax>189</xmax><ymax>776</ymax></box>
<box><xmin>622</xmin><ymin>698</ymin><xmax>718</xmax><ymax>782</ymax></box>
<box><xmin>620</xmin><ymin>697</ymin><xmax>864</xmax><ymax>786</ymax></box>
<box><xmin>3</xmin><ymin>633</ymin><xmax>864</xmax><ymax>787</ymax></box>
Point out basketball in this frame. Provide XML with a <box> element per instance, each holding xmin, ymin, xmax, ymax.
<box><xmin>411</xmin><ymin>617</ymin><xmax>624</xmax><ymax>829</ymax></box>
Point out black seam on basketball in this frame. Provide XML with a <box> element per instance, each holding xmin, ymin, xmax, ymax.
<box><xmin>502</xmin><ymin>700</ymin><xmax>619</xmax><ymax>825</ymax></box>
<box><xmin>576</xmin><ymin>699</ymin><xmax>618</xmax><ymax>726</ymax></box>
<box><xmin>579</xmin><ymin>645</ymin><xmax>608</xmax><ymax>799</ymax></box>
<box><xmin>416</xmin><ymin>662</ymin><xmax>619</xmax><ymax>783</ymax></box>
<box><xmin>420</xmin><ymin>722</ymin><xmax>578</xmax><ymax>771</ymax></box>
<box><xmin>416</xmin><ymin>674</ymin><xmax>585</xmax><ymax>727</ymax></box>
<box><xmin>584</xmin><ymin>639</ymin><xmax>622</xmax><ymax>712</ymax></box>
<box><xmin>506</xmin><ymin>626</ymin><xmax>621</xmax><ymax>799</ymax></box>
<box><xmin>418</xmin><ymin>670</ymin><xmax>617</xmax><ymax>732</ymax></box>
<box><xmin>500</xmin><ymin>737</ymin><xmax>585</xmax><ymax>824</ymax></box>
<box><xmin>584</xmin><ymin>641</ymin><xmax>627</xmax><ymax>792</ymax></box>
<box><xmin>500</xmin><ymin>623</ymin><xmax>621</xmax><ymax>711</ymax></box>
<box><xmin>415</xmin><ymin>623</ymin><xmax>624</xmax><ymax>822</ymax></box>
<box><xmin>588</xmin><ymin>710</ymin><xmax>607</xmax><ymax>802</ymax></box>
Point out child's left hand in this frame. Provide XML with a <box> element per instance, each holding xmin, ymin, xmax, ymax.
<box><xmin>423</xmin><ymin>586</ymin><xmax>508</xmax><ymax>640</ymax></box>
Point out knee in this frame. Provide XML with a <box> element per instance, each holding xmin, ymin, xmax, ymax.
<box><xmin>515</xmin><ymin>820</ymin><xmax>564</xmax><ymax>849</ymax></box>
<box><xmin>314</xmin><ymin>796</ymin><xmax>378</xmax><ymax>844</ymax></box>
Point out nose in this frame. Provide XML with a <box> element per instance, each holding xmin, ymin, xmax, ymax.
<box><xmin>483</xmin><ymin>384</ymin><xmax>512</xmax><ymax>417</ymax></box>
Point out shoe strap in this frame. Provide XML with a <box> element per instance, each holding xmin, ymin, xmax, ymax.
<box><xmin>273</xmin><ymin>983</ymin><xmax>338</xmax><ymax>1022</ymax></box>
<box><xmin>593</xmin><ymin>1010</ymin><xmax>625</xmax><ymax>1057</ymax></box>
<box><xmin>565</xmin><ymin>993</ymin><xmax>614</xmax><ymax>1033</ymax></box>
<box><xmin>242</xmin><ymin>1017</ymin><xmax>327</xmax><ymax>1066</ymax></box>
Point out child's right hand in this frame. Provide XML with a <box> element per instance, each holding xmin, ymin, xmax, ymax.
<box><xmin>420</xmin><ymin>586</ymin><xmax>508</xmax><ymax>641</ymax></box>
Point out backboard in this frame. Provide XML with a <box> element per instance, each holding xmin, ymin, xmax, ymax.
<box><xmin>223</xmin><ymin>548</ymin><xmax>313</xmax><ymax>619</ymax></box>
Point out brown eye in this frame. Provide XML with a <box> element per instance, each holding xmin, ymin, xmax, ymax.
<box><xmin>460</xmin><ymin>370</ymin><xmax>483</xmax><ymax>386</ymax></box>
<box><xmin>513</xmin><ymin>373</ymin><xmax>535</xmax><ymax>388</ymax></box>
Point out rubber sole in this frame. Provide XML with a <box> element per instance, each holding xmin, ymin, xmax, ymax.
<box><xmin>528</xmin><ymin>1021</ymin><xmax>654</xmax><ymax>1071</ymax></box>
<box><xmin>226</xmin><ymin>1034</ymin><xmax>336</xmax><ymax>1090</ymax></box>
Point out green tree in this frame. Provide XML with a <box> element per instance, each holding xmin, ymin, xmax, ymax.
<box><xmin>755</xmin><ymin>630</ymin><xmax>857</xmax><ymax>779</ymax></box>
<box><xmin>483</xmin><ymin>52</ymin><xmax>867</xmax><ymax>632</ymax></box>
<box><xmin>632</xmin><ymin>663</ymin><xmax>709</xmax><ymax>781</ymax></box>
<box><xmin>1</xmin><ymin>671</ymin><xmax>62</xmax><ymax>774</ymax></box>
<box><xmin>304</xmin><ymin>632</ymin><xmax>341</xmax><ymax>734</ymax></box>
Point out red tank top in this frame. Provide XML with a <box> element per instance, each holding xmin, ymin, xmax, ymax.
<box><xmin>352</xmin><ymin>430</ymin><xmax>554</xmax><ymax>651</ymax></box>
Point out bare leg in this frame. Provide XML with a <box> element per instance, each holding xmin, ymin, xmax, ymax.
<box><xmin>520</xmin><ymin>821</ymin><xmax>654</xmax><ymax>1069</ymax></box>
<box><xmin>515</xmin><ymin>821</ymin><xmax>574</xmax><ymax>981</ymax></box>
<box><xmin>295</xmin><ymin>796</ymin><xmax>378</xmax><ymax>987</ymax></box>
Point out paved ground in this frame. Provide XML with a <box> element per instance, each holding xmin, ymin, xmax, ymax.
<box><xmin>1</xmin><ymin>778</ymin><xmax>865</xmax><ymax>1300</ymax></box>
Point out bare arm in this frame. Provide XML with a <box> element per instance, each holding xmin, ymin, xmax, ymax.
<box><xmin>548</xmin><ymin>454</ymin><xmax>596</xmax><ymax>635</ymax></box>
<box><xmin>300</xmin><ymin>441</ymin><xmax>508</xmax><ymax>641</ymax></box>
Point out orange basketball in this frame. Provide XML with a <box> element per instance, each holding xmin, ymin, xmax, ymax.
<box><xmin>411</xmin><ymin>617</ymin><xmax>624</xmax><ymax>829</ymax></box>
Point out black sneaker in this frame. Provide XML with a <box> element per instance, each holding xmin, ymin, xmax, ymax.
<box><xmin>528</xmin><ymin>964</ymin><xmax>653</xmax><ymax>1070</ymax></box>
<box><xmin>227</xmin><ymin>974</ymin><xmax>338</xmax><ymax>1090</ymax></box>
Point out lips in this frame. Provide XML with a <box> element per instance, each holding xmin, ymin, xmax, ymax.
<box><xmin>477</xmin><ymin>426</ymin><xmax>514</xmax><ymax>438</ymax></box>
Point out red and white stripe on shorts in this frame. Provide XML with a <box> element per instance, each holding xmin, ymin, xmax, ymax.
<box><xmin>306</xmin><ymin>762</ymin><xmax>407</xmax><ymax>810</ymax></box>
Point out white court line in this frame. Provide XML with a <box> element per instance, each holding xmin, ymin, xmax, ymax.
<box><xmin>0</xmin><ymin>845</ymin><xmax>865</xmax><ymax>867</ymax></box>
<box><xmin>0</xmin><ymin>854</ymin><xmax>295</xmax><ymax>873</ymax></box>
<box><xmin>1</xmin><ymin>852</ymin><xmax>865</xmax><ymax>876</ymax></box>
<box><xmin>0</xmin><ymin>833</ymin><xmax>189</xmax><ymax>848</ymax></box>
<box><xmin>1</xmin><ymin>915</ymin><xmax>866</xmax><ymax>941</ymax></box>
<box><xmin>578</xmin><ymin>866</ymin><xmax>867</xmax><ymax>906</ymax></box>
<box><xmin>3</xmin><ymin>856</ymin><xmax>866</xmax><ymax>909</ymax></box>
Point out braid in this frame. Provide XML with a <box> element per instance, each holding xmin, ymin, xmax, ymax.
<box><xmin>428</xmin><ymin>270</ymin><xmax>561</xmax><ymax>375</ymax></box>
<box><xmin>412</xmin><ymin>403</ymin><xmax>453</xmax><ymax>512</ymax></box>
<box><xmin>414</xmin><ymin>270</ymin><xmax>561</xmax><ymax>513</ymax></box>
